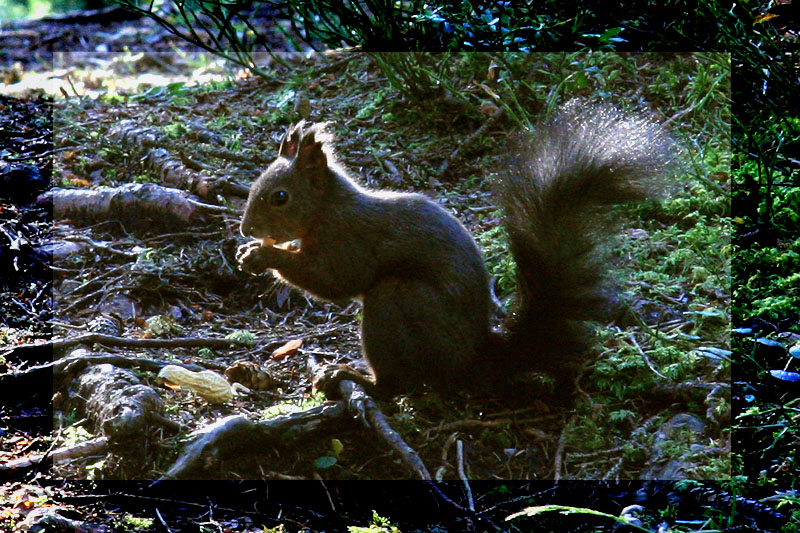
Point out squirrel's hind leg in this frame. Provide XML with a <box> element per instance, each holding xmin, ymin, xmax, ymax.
<box><xmin>361</xmin><ymin>277</ymin><xmax>481</xmax><ymax>396</ymax></box>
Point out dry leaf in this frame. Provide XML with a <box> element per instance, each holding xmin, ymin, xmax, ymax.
<box><xmin>272</xmin><ymin>338</ymin><xmax>303</xmax><ymax>359</ymax></box>
<box><xmin>754</xmin><ymin>13</ymin><xmax>779</xmax><ymax>24</ymax></box>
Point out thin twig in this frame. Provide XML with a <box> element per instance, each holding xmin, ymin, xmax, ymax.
<box><xmin>456</xmin><ymin>440</ymin><xmax>474</xmax><ymax>511</ymax></box>
<box><xmin>2</xmin><ymin>334</ymin><xmax>250</xmax><ymax>361</ymax></box>
<box><xmin>629</xmin><ymin>333</ymin><xmax>668</xmax><ymax>380</ymax></box>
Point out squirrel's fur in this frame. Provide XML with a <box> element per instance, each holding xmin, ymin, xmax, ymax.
<box><xmin>237</xmin><ymin>100</ymin><xmax>674</xmax><ymax>399</ymax></box>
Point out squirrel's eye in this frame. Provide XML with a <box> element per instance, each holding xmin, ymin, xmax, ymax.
<box><xmin>270</xmin><ymin>190</ymin><xmax>290</xmax><ymax>206</ymax></box>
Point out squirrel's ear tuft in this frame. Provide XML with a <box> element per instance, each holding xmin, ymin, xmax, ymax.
<box><xmin>279</xmin><ymin>120</ymin><xmax>306</xmax><ymax>159</ymax></box>
<box><xmin>277</xmin><ymin>122</ymin><xmax>335</xmax><ymax>183</ymax></box>
<box><xmin>296</xmin><ymin>122</ymin><xmax>333</xmax><ymax>175</ymax></box>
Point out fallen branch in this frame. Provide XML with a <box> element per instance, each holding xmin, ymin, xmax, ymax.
<box><xmin>161</xmin><ymin>357</ymin><xmax>432</xmax><ymax>480</ymax></box>
<box><xmin>160</xmin><ymin>405</ymin><xmax>348</xmax><ymax>479</ymax></box>
<box><xmin>423</xmin><ymin>481</ymin><xmax>502</xmax><ymax>532</ymax></box>
<box><xmin>310</xmin><ymin>357</ymin><xmax>432</xmax><ymax>480</ymax></box>
<box><xmin>52</xmin><ymin>332</ymin><xmax>251</xmax><ymax>351</ymax></box>
<box><xmin>38</xmin><ymin>183</ymin><xmax>227</xmax><ymax>232</ymax></box>
<box><xmin>17</xmin><ymin>507</ymin><xmax>113</xmax><ymax>533</ymax></box>
<box><xmin>0</xmin><ymin>436</ymin><xmax>110</xmax><ymax>471</ymax></box>
<box><xmin>1</xmin><ymin>350</ymin><xmax>220</xmax><ymax>415</ymax></box>
<box><xmin>554</xmin><ymin>413</ymin><xmax>577</xmax><ymax>482</ymax></box>
<box><xmin>52</xmin><ymin>351</ymin><xmax>209</xmax><ymax>375</ymax></box>
<box><xmin>108</xmin><ymin>120</ymin><xmax>250</xmax><ymax>199</ymax></box>
<box><xmin>2</xmin><ymin>333</ymin><xmax>250</xmax><ymax>361</ymax></box>
<box><xmin>344</xmin><ymin>378</ymin><xmax>431</xmax><ymax>479</ymax></box>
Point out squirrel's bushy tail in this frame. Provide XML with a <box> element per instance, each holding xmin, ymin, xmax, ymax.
<box><xmin>491</xmin><ymin>100</ymin><xmax>675</xmax><ymax>390</ymax></box>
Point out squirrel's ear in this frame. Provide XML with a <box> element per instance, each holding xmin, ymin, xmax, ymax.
<box><xmin>279</xmin><ymin>120</ymin><xmax>306</xmax><ymax>159</ymax></box>
<box><xmin>296</xmin><ymin>123</ymin><xmax>331</xmax><ymax>177</ymax></box>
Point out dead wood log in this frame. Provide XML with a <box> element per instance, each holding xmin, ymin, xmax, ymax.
<box><xmin>108</xmin><ymin>120</ymin><xmax>250</xmax><ymax>199</ymax></box>
<box><xmin>16</xmin><ymin>507</ymin><xmax>112</xmax><ymax>533</ymax></box>
<box><xmin>160</xmin><ymin>404</ymin><xmax>349</xmax><ymax>480</ymax></box>
<box><xmin>67</xmin><ymin>363</ymin><xmax>165</xmax><ymax>455</ymax></box>
<box><xmin>37</xmin><ymin>183</ymin><xmax>227</xmax><ymax>232</ymax></box>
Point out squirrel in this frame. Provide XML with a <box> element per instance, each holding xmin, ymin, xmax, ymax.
<box><xmin>237</xmin><ymin>100</ymin><xmax>675</xmax><ymax>400</ymax></box>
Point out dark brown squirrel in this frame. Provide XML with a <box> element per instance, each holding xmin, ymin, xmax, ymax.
<box><xmin>237</xmin><ymin>100</ymin><xmax>675</xmax><ymax>400</ymax></box>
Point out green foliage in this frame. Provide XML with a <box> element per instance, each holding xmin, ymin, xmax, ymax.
<box><xmin>479</xmin><ymin>424</ymin><xmax>512</xmax><ymax>449</ymax></box>
<box><xmin>347</xmin><ymin>511</ymin><xmax>400</xmax><ymax>533</ymax></box>
<box><xmin>62</xmin><ymin>424</ymin><xmax>92</xmax><ymax>446</ymax></box>
<box><xmin>730</xmin><ymin>24</ymin><xmax>800</xmax><ymax>498</ymax></box>
<box><xmin>368</xmin><ymin>53</ymin><xmax>446</xmax><ymax>100</ymax></box>
<box><xmin>355</xmin><ymin>87</ymin><xmax>392</xmax><ymax>120</ymax></box>
<box><xmin>734</xmin><ymin>237</ymin><xmax>800</xmax><ymax>323</ymax></box>
<box><xmin>195</xmin><ymin>347</ymin><xmax>214</xmax><ymax>359</ymax></box>
<box><xmin>132</xmin><ymin>171</ymin><xmax>159</xmax><ymax>184</ymax></box>
<box><xmin>608</xmin><ymin>409</ymin><xmax>636</xmax><ymax>424</ymax></box>
<box><xmin>112</xmin><ymin>0</ymin><xmax>725</xmax><ymax>76</ymax></box>
<box><xmin>144</xmin><ymin>314</ymin><xmax>183</xmax><ymax>337</ymax></box>
<box><xmin>312</xmin><ymin>455</ymin><xmax>337</xmax><ymax>469</ymax></box>
<box><xmin>507</xmin><ymin>504</ymin><xmax>652</xmax><ymax>532</ymax></box>
<box><xmin>477</xmin><ymin>223</ymin><xmax>516</xmax><ymax>299</ymax></box>
<box><xmin>313</xmin><ymin>438</ymin><xmax>344</xmax><ymax>470</ymax></box>
<box><xmin>261</xmin><ymin>391</ymin><xmax>325</xmax><ymax>419</ymax></box>
<box><xmin>565</xmin><ymin>416</ymin><xmax>608</xmax><ymax>452</ymax></box>
<box><xmin>135</xmin><ymin>246</ymin><xmax>178</xmax><ymax>272</ymax></box>
<box><xmin>0</xmin><ymin>0</ymin><xmax>93</xmax><ymax>21</ymax></box>
<box><xmin>224</xmin><ymin>329</ymin><xmax>256</xmax><ymax>346</ymax></box>
<box><xmin>0</xmin><ymin>0</ymin><xmax>29</xmax><ymax>20</ymax></box>
<box><xmin>115</xmin><ymin>515</ymin><xmax>155</xmax><ymax>531</ymax></box>
<box><xmin>488</xmin><ymin>484</ymin><xmax>512</xmax><ymax>497</ymax></box>
<box><xmin>162</xmin><ymin>121</ymin><xmax>190</xmax><ymax>139</ymax></box>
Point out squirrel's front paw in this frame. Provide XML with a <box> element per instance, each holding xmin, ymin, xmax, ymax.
<box><xmin>236</xmin><ymin>241</ymin><xmax>272</xmax><ymax>274</ymax></box>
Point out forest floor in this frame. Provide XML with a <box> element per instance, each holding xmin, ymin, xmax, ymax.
<box><xmin>0</xmin><ymin>5</ymin><xmax>770</xmax><ymax>533</ymax></box>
